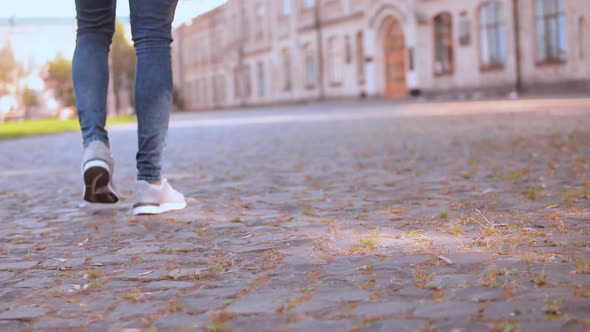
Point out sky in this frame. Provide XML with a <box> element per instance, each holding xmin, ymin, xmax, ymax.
<box><xmin>1</xmin><ymin>0</ymin><xmax>226</xmax><ymax>65</ymax></box>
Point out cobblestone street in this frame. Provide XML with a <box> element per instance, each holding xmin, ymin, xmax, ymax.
<box><xmin>1</xmin><ymin>98</ymin><xmax>590</xmax><ymax>332</ymax></box>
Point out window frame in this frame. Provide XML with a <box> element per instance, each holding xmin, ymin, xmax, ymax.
<box><xmin>478</xmin><ymin>1</ymin><xmax>507</xmax><ymax>71</ymax></box>
<box><xmin>282</xmin><ymin>49</ymin><xmax>293</xmax><ymax>91</ymax></box>
<box><xmin>433</xmin><ymin>12</ymin><xmax>455</xmax><ymax>76</ymax></box>
<box><xmin>534</xmin><ymin>0</ymin><xmax>568</xmax><ymax>65</ymax></box>
<box><xmin>328</xmin><ymin>36</ymin><xmax>343</xmax><ymax>86</ymax></box>
<box><xmin>282</xmin><ymin>0</ymin><xmax>291</xmax><ymax>17</ymax></box>
<box><xmin>356</xmin><ymin>31</ymin><xmax>365</xmax><ymax>84</ymax></box>
<box><xmin>304</xmin><ymin>44</ymin><xmax>317</xmax><ymax>89</ymax></box>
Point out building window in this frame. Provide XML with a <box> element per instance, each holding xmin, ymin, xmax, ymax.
<box><xmin>244</xmin><ymin>65</ymin><xmax>251</xmax><ymax>98</ymax></box>
<box><xmin>304</xmin><ymin>0</ymin><xmax>315</xmax><ymax>9</ymax></box>
<box><xmin>256</xmin><ymin>4</ymin><xmax>265</xmax><ymax>39</ymax></box>
<box><xmin>257</xmin><ymin>62</ymin><xmax>265</xmax><ymax>97</ymax></box>
<box><xmin>242</xmin><ymin>7</ymin><xmax>250</xmax><ymax>41</ymax></box>
<box><xmin>579</xmin><ymin>16</ymin><xmax>586</xmax><ymax>59</ymax></box>
<box><xmin>304</xmin><ymin>45</ymin><xmax>316</xmax><ymax>88</ymax></box>
<box><xmin>234</xmin><ymin>66</ymin><xmax>251</xmax><ymax>98</ymax></box>
<box><xmin>282</xmin><ymin>0</ymin><xmax>291</xmax><ymax>16</ymax></box>
<box><xmin>356</xmin><ymin>31</ymin><xmax>365</xmax><ymax>83</ymax></box>
<box><xmin>459</xmin><ymin>20</ymin><xmax>471</xmax><ymax>46</ymax></box>
<box><xmin>283</xmin><ymin>49</ymin><xmax>292</xmax><ymax>91</ymax></box>
<box><xmin>535</xmin><ymin>0</ymin><xmax>567</xmax><ymax>63</ymax></box>
<box><xmin>328</xmin><ymin>37</ymin><xmax>342</xmax><ymax>84</ymax></box>
<box><xmin>212</xmin><ymin>75</ymin><xmax>225</xmax><ymax>104</ymax></box>
<box><xmin>345</xmin><ymin>36</ymin><xmax>352</xmax><ymax>64</ymax></box>
<box><xmin>234</xmin><ymin>68</ymin><xmax>241</xmax><ymax>98</ymax></box>
<box><xmin>480</xmin><ymin>1</ymin><xmax>506</xmax><ymax>69</ymax></box>
<box><xmin>434</xmin><ymin>12</ymin><xmax>454</xmax><ymax>75</ymax></box>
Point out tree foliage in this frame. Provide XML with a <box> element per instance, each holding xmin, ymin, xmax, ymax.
<box><xmin>112</xmin><ymin>20</ymin><xmax>136</xmax><ymax>111</ymax></box>
<box><xmin>21</xmin><ymin>87</ymin><xmax>38</xmax><ymax>108</ymax></box>
<box><xmin>44</xmin><ymin>53</ymin><xmax>75</xmax><ymax>107</ymax></box>
<box><xmin>0</xmin><ymin>41</ymin><xmax>16</xmax><ymax>89</ymax></box>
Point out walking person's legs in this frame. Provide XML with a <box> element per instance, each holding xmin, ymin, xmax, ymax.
<box><xmin>74</xmin><ymin>0</ymin><xmax>119</xmax><ymax>204</ymax></box>
<box><xmin>129</xmin><ymin>0</ymin><xmax>186</xmax><ymax>215</ymax></box>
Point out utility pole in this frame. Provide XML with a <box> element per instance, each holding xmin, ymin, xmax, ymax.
<box><xmin>314</xmin><ymin>0</ymin><xmax>325</xmax><ymax>101</ymax></box>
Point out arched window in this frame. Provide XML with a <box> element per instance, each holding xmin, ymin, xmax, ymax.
<box><xmin>433</xmin><ymin>12</ymin><xmax>454</xmax><ymax>75</ymax></box>
<box><xmin>480</xmin><ymin>1</ymin><xmax>506</xmax><ymax>69</ymax></box>
<box><xmin>535</xmin><ymin>0</ymin><xmax>567</xmax><ymax>63</ymax></box>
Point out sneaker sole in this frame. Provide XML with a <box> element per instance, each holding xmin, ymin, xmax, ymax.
<box><xmin>83</xmin><ymin>160</ymin><xmax>119</xmax><ymax>204</ymax></box>
<box><xmin>133</xmin><ymin>202</ymin><xmax>187</xmax><ymax>216</ymax></box>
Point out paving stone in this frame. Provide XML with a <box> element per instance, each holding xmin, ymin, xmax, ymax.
<box><xmin>429</xmin><ymin>320</ymin><xmax>489</xmax><ymax>332</ymax></box>
<box><xmin>116</xmin><ymin>245</ymin><xmax>161</xmax><ymax>255</ymax></box>
<box><xmin>363</xmin><ymin>319</ymin><xmax>429</xmax><ymax>332</ymax></box>
<box><xmin>181</xmin><ymin>297</ymin><xmax>226</xmax><ymax>312</ymax></box>
<box><xmin>0</xmin><ymin>307</ymin><xmax>48</xmax><ymax>320</ymax></box>
<box><xmin>518</xmin><ymin>320</ymin><xmax>587</xmax><ymax>332</ymax></box>
<box><xmin>431</xmin><ymin>274</ymin><xmax>480</xmax><ymax>289</ymax></box>
<box><xmin>355</xmin><ymin>301</ymin><xmax>414</xmax><ymax>316</ymax></box>
<box><xmin>13</xmin><ymin>277</ymin><xmax>55</xmax><ymax>288</ymax></box>
<box><xmin>185</xmin><ymin>285</ymin><xmax>243</xmax><ymax>299</ymax></box>
<box><xmin>232</xmin><ymin>315</ymin><xmax>290</xmax><ymax>332</ymax></box>
<box><xmin>483</xmin><ymin>301</ymin><xmax>546</xmax><ymax>320</ymax></box>
<box><xmin>0</xmin><ymin>320</ymin><xmax>24</xmax><ymax>330</ymax></box>
<box><xmin>168</xmin><ymin>267</ymin><xmax>207</xmax><ymax>279</ymax></box>
<box><xmin>114</xmin><ymin>269</ymin><xmax>168</xmax><ymax>281</ymax></box>
<box><xmin>144</xmin><ymin>280</ymin><xmax>196</xmax><ymax>290</ymax></box>
<box><xmin>40</xmin><ymin>257</ymin><xmax>87</xmax><ymax>270</ymax></box>
<box><xmin>443</xmin><ymin>252</ymin><xmax>493</xmax><ymax>265</ymax></box>
<box><xmin>226</xmin><ymin>288</ymin><xmax>294</xmax><ymax>314</ymax></box>
<box><xmin>2</xmin><ymin>100</ymin><xmax>590</xmax><ymax>330</ymax></box>
<box><xmin>110</xmin><ymin>302</ymin><xmax>162</xmax><ymax>318</ymax></box>
<box><xmin>0</xmin><ymin>272</ymin><xmax>16</xmax><ymax>282</ymax></box>
<box><xmin>0</xmin><ymin>261</ymin><xmax>39</xmax><ymax>270</ymax></box>
<box><xmin>91</xmin><ymin>255</ymin><xmax>130</xmax><ymax>265</ymax></box>
<box><xmin>287</xmin><ymin>318</ymin><xmax>353</xmax><ymax>332</ymax></box>
<box><xmin>414</xmin><ymin>301</ymin><xmax>479</xmax><ymax>319</ymax></box>
<box><xmin>443</xmin><ymin>287</ymin><xmax>505</xmax><ymax>302</ymax></box>
<box><xmin>30</xmin><ymin>318</ymin><xmax>87</xmax><ymax>330</ymax></box>
<box><xmin>152</xmin><ymin>313</ymin><xmax>210</xmax><ymax>330</ymax></box>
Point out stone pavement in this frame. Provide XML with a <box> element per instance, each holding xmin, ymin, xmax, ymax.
<box><xmin>1</xmin><ymin>98</ymin><xmax>590</xmax><ymax>332</ymax></box>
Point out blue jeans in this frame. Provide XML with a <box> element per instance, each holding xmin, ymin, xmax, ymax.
<box><xmin>73</xmin><ymin>0</ymin><xmax>178</xmax><ymax>182</ymax></box>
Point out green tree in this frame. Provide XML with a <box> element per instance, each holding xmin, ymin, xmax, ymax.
<box><xmin>44</xmin><ymin>53</ymin><xmax>75</xmax><ymax>107</ymax></box>
<box><xmin>21</xmin><ymin>87</ymin><xmax>38</xmax><ymax>119</ymax></box>
<box><xmin>0</xmin><ymin>40</ymin><xmax>16</xmax><ymax>91</ymax></box>
<box><xmin>111</xmin><ymin>20</ymin><xmax>136</xmax><ymax>113</ymax></box>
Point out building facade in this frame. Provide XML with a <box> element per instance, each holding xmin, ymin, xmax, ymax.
<box><xmin>172</xmin><ymin>0</ymin><xmax>590</xmax><ymax>110</ymax></box>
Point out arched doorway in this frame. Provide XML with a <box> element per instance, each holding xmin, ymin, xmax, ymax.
<box><xmin>383</xmin><ymin>18</ymin><xmax>408</xmax><ymax>99</ymax></box>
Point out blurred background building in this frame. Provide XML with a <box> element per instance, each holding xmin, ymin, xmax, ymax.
<box><xmin>172</xmin><ymin>0</ymin><xmax>590</xmax><ymax>110</ymax></box>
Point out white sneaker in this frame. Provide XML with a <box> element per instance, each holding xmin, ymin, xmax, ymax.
<box><xmin>132</xmin><ymin>179</ymin><xmax>187</xmax><ymax>215</ymax></box>
<box><xmin>82</xmin><ymin>141</ymin><xmax>119</xmax><ymax>204</ymax></box>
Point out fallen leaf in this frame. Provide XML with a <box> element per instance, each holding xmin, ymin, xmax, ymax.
<box><xmin>438</xmin><ymin>255</ymin><xmax>453</xmax><ymax>264</ymax></box>
<box><xmin>77</xmin><ymin>238</ymin><xmax>89</xmax><ymax>247</ymax></box>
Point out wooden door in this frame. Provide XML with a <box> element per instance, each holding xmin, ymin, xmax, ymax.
<box><xmin>384</xmin><ymin>19</ymin><xmax>408</xmax><ymax>99</ymax></box>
